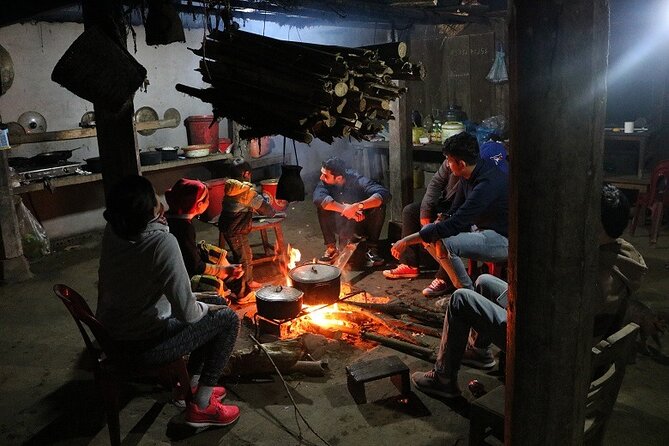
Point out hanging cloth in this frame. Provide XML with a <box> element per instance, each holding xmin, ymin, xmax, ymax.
<box><xmin>486</xmin><ymin>43</ymin><xmax>508</xmax><ymax>84</ymax></box>
<box><xmin>276</xmin><ymin>138</ymin><xmax>305</xmax><ymax>202</ymax></box>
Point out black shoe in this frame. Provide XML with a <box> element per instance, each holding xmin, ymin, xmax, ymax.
<box><xmin>365</xmin><ymin>249</ymin><xmax>385</xmax><ymax>267</ymax></box>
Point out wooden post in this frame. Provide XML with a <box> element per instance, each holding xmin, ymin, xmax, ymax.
<box><xmin>0</xmin><ymin>151</ymin><xmax>32</xmax><ymax>282</ymax></box>
<box><xmin>506</xmin><ymin>1</ymin><xmax>609</xmax><ymax>444</ymax></box>
<box><xmin>82</xmin><ymin>0</ymin><xmax>140</xmax><ymax>195</ymax></box>
<box><xmin>388</xmin><ymin>80</ymin><xmax>413</xmax><ymax>221</ymax></box>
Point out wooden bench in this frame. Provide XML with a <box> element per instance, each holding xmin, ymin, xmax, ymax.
<box><xmin>345</xmin><ymin>355</ymin><xmax>411</xmax><ymax>404</ymax></box>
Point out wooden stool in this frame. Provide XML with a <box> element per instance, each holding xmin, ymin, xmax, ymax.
<box><xmin>248</xmin><ymin>217</ymin><xmax>286</xmax><ymax>266</ymax></box>
<box><xmin>345</xmin><ymin>355</ymin><xmax>410</xmax><ymax>404</ymax></box>
<box><xmin>469</xmin><ymin>385</ymin><xmax>505</xmax><ymax>445</ymax></box>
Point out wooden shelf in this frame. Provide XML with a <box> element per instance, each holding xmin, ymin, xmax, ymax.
<box><xmin>8</xmin><ymin>118</ymin><xmax>179</xmax><ymax>145</ymax></box>
<box><xmin>12</xmin><ymin>152</ymin><xmax>285</xmax><ymax>194</ymax></box>
<box><xmin>352</xmin><ymin>140</ymin><xmax>444</xmax><ymax>153</ymax></box>
<box><xmin>13</xmin><ymin>153</ymin><xmax>233</xmax><ymax>193</ymax></box>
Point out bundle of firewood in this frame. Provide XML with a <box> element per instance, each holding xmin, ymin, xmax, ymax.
<box><xmin>175</xmin><ymin>28</ymin><xmax>424</xmax><ymax>144</ymax></box>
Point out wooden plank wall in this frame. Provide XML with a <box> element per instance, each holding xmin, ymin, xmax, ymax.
<box><xmin>407</xmin><ymin>22</ymin><xmax>508</xmax><ymax>126</ymax></box>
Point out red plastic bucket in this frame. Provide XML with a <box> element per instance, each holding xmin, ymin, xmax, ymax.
<box><xmin>185</xmin><ymin>115</ymin><xmax>219</xmax><ymax>152</ymax></box>
<box><xmin>260</xmin><ymin>179</ymin><xmax>288</xmax><ymax>211</ymax></box>
<box><xmin>201</xmin><ymin>178</ymin><xmax>227</xmax><ymax>222</ymax></box>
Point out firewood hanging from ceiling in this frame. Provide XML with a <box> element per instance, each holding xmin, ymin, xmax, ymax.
<box><xmin>175</xmin><ymin>28</ymin><xmax>424</xmax><ymax>144</ymax></box>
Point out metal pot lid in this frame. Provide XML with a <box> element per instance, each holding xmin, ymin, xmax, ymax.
<box><xmin>18</xmin><ymin>111</ymin><xmax>47</xmax><ymax>134</ymax></box>
<box><xmin>256</xmin><ymin>285</ymin><xmax>303</xmax><ymax>302</ymax></box>
<box><xmin>289</xmin><ymin>263</ymin><xmax>341</xmax><ymax>283</ymax></box>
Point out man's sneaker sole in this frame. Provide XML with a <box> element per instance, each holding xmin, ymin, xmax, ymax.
<box><xmin>185</xmin><ymin>413</ymin><xmax>240</xmax><ymax>428</ymax></box>
<box><xmin>422</xmin><ymin>288</ymin><xmax>452</xmax><ymax>297</ymax></box>
<box><xmin>462</xmin><ymin>357</ymin><xmax>497</xmax><ymax>369</ymax></box>
<box><xmin>411</xmin><ymin>375</ymin><xmax>461</xmax><ymax>399</ymax></box>
<box><xmin>382</xmin><ymin>271</ymin><xmax>419</xmax><ymax>279</ymax></box>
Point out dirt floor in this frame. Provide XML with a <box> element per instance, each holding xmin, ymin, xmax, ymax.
<box><xmin>1</xmin><ymin>198</ymin><xmax>668</xmax><ymax>445</ymax></box>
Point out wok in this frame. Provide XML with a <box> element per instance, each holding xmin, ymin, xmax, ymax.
<box><xmin>31</xmin><ymin>148</ymin><xmax>82</xmax><ymax>165</ymax></box>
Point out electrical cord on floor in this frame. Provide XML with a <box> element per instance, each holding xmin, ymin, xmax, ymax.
<box><xmin>248</xmin><ymin>334</ymin><xmax>332</xmax><ymax>446</ymax></box>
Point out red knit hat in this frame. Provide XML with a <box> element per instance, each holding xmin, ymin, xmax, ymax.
<box><xmin>165</xmin><ymin>178</ymin><xmax>208</xmax><ymax>215</ymax></box>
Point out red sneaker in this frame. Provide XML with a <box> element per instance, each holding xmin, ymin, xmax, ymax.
<box><xmin>383</xmin><ymin>264</ymin><xmax>419</xmax><ymax>279</ymax></box>
<box><xmin>186</xmin><ymin>394</ymin><xmax>240</xmax><ymax>427</ymax></box>
<box><xmin>193</xmin><ymin>385</ymin><xmax>227</xmax><ymax>400</ymax></box>
<box><xmin>174</xmin><ymin>385</ymin><xmax>227</xmax><ymax>408</ymax></box>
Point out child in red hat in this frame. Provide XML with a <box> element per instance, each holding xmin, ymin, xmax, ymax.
<box><xmin>165</xmin><ymin>178</ymin><xmax>243</xmax><ymax>300</ymax></box>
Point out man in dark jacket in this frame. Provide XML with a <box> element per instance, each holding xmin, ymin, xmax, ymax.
<box><xmin>391</xmin><ymin>132</ymin><xmax>509</xmax><ymax>296</ymax></box>
<box><xmin>313</xmin><ymin>157</ymin><xmax>391</xmax><ymax>267</ymax></box>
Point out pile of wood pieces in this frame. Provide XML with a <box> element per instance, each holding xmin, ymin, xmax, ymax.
<box><xmin>175</xmin><ymin>28</ymin><xmax>424</xmax><ymax>144</ymax></box>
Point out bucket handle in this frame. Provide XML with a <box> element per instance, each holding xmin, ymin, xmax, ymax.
<box><xmin>282</xmin><ymin>136</ymin><xmax>300</xmax><ymax>167</ymax></box>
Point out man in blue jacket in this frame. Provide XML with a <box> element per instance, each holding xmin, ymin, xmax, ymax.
<box><xmin>391</xmin><ymin>132</ymin><xmax>508</xmax><ymax>296</ymax></box>
<box><xmin>313</xmin><ymin>157</ymin><xmax>391</xmax><ymax>267</ymax></box>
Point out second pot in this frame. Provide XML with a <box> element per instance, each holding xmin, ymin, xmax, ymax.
<box><xmin>289</xmin><ymin>263</ymin><xmax>341</xmax><ymax>305</ymax></box>
<box><xmin>256</xmin><ymin>285</ymin><xmax>304</xmax><ymax>320</ymax></box>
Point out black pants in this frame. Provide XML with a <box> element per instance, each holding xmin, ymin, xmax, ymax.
<box><xmin>316</xmin><ymin>205</ymin><xmax>385</xmax><ymax>250</ymax></box>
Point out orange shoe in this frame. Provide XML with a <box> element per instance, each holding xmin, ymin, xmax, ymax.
<box><xmin>382</xmin><ymin>264</ymin><xmax>419</xmax><ymax>279</ymax></box>
<box><xmin>246</xmin><ymin>280</ymin><xmax>263</xmax><ymax>290</ymax></box>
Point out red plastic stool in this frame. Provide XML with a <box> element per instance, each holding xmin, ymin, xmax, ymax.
<box><xmin>468</xmin><ymin>259</ymin><xmax>507</xmax><ymax>280</ymax></box>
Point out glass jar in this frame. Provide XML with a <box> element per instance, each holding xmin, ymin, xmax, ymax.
<box><xmin>429</xmin><ymin>109</ymin><xmax>443</xmax><ymax>143</ymax></box>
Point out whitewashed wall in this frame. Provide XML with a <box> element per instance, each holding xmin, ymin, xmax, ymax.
<box><xmin>0</xmin><ymin>18</ymin><xmax>389</xmax><ymax>240</ymax></box>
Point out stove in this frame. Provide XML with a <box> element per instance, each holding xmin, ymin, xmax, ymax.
<box><xmin>15</xmin><ymin>162</ymin><xmax>85</xmax><ymax>184</ymax></box>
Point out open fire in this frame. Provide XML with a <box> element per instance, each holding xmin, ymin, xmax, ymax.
<box><xmin>257</xmin><ymin>244</ymin><xmax>438</xmax><ymax>360</ymax></box>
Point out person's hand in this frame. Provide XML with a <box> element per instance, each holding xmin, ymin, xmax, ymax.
<box><xmin>340</xmin><ymin>203</ymin><xmax>361</xmax><ymax>220</ymax></box>
<box><xmin>207</xmin><ymin>304</ymin><xmax>228</xmax><ymax>312</ymax></box>
<box><xmin>224</xmin><ymin>264</ymin><xmax>244</xmax><ymax>280</ymax></box>
<box><xmin>391</xmin><ymin>238</ymin><xmax>409</xmax><ymax>259</ymax></box>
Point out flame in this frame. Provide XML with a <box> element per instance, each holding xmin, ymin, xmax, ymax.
<box><xmin>274</xmin><ymin>242</ymin><xmax>301</xmax><ymax>286</ymax></box>
<box><xmin>287</xmin><ymin>245</ymin><xmax>301</xmax><ymax>269</ymax></box>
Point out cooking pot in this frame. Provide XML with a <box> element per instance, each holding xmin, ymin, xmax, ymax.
<box><xmin>155</xmin><ymin>147</ymin><xmax>179</xmax><ymax>161</ymax></box>
<box><xmin>255</xmin><ymin>285</ymin><xmax>304</xmax><ymax>320</ymax></box>
<box><xmin>289</xmin><ymin>263</ymin><xmax>341</xmax><ymax>305</ymax></box>
<box><xmin>139</xmin><ymin>150</ymin><xmax>162</xmax><ymax>166</ymax></box>
<box><xmin>31</xmin><ymin>148</ymin><xmax>82</xmax><ymax>165</ymax></box>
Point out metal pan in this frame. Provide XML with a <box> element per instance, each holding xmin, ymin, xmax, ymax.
<box><xmin>31</xmin><ymin>147</ymin><xmax>82</xmax><ymax>165</ymax></box>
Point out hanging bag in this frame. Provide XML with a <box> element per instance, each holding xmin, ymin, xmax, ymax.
<box><xmin>276</xmin><ymin>138</ymin><xmax>305</xmax><ymax>202</ymax></box>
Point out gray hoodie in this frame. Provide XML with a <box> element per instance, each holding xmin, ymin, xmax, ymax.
<box><xmin>97</xmin><ymin>221</ymin><xmax>208</xmax><ymax>341</ymax></box>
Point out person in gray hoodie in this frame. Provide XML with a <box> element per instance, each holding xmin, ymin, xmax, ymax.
<box><xmin>97</xmin><ymin>175</ymin><xmax>241</xmax><ymax>428</ymax></box>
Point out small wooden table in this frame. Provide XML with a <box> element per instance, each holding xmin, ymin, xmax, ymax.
<box><xmin>603</xmin><ymin>174</ymin><xmax>650</xmax><ymax>193</ymax></box>
<box><xmin>604</xmin><ymin>131</ymin><xmax>650</xmax><ymax>179</ymax></box>
<box><xmin>345</xmin><ymin>355</ymin><xmax>411</xmax><ymax>404</ymax></box>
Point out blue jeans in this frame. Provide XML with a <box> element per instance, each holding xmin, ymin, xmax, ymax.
<box><xmin>437</xmin><ymin>230</ymin><xmax>508</xmax><ymax>289</ymax></box>
<box><xmin>435</xmin><ymin>275</ymin><xmax>507</xmax><ymax>378</ymax></box>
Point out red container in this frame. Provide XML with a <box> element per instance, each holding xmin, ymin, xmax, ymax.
<box><xmin>260</xmin><ymin>179</ymin><xmax>288</xmax><ymax>211</ymax></box>
<box><xmin>185</xmin><ymin>115</ymin><xmax>219</xmax><ymax>152</ymax></box>
<box><xmin>201</xmin><ymin>178</ymin><xmax>227</xmax><ymax>223</ymax></box>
